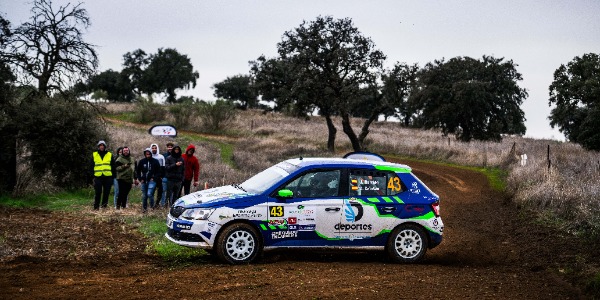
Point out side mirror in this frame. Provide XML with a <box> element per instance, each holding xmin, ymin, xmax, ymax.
<box><xmin>277</xmin><ymin>189</ymin><xmax>293</xmax><ymax>198</ymax></box>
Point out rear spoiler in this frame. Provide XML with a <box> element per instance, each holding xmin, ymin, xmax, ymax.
<box><xmin>343</xmin><ymin>152</ymin><xmax>386</xmax><ymax>162</ymax></box>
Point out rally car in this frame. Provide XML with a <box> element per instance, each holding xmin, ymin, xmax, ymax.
<box><xmin>165</xmin><ymin>152</ymin><xmax>443</xmax><ymax>264</ymax></box>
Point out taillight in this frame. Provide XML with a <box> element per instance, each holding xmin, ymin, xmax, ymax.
<box><xmin>431</xmin><ymin>202</ymin><xmax>440</xmax><ymax>217</ymax></box>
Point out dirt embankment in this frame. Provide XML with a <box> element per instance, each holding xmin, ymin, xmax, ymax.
<box><xmin>0</xmin><ymin>160</ymin><xmax>595</xmax><ymax>299</ymax></box>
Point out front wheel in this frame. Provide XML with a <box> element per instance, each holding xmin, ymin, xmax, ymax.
<box><xmin>387</xmin><ymin>224</ymin><xmax>428</xmax><ymax>263</ymax></box>
<box><xmin>215</xmin><ymin>223</ymin><xmax>261</xmax><ymax>264</ymax></box>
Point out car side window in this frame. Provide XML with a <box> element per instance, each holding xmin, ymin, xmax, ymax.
<box><xmin>282</xmin><ymin>170</ymin><xmax>341</xmax><ymax>198</ymax></box>
<box><xmin>349</xmin><ymin>170</ymin><xmax>405</xmax><ymax>196</ymax></box>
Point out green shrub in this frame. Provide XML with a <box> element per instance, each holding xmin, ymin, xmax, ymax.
<box><xmin>168</xmin><ymin>102</ymin><xmax>196</xmax><ymax>129</ymax></box>
<box><xmin>197</xmin><ymin>100</ymin><xmax>237</xmax><ymax>132</ymax></box>
<box><xmin>586</xmin><ymin>272</ymin><xmax>600</xmax><ymax>298</ymax></box>
<box><xmin>14</xmin><ymin>94</ymin><xmax>108</xmax><ymax>190</ymax></box>
<box><xmin>133</xmin><ymin>100</ymin><xmax>166</xmax><ymax>124</ymax></box>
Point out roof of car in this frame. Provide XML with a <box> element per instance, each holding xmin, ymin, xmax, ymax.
<box><xmin>284</xmin><ymin>157</ymin><xmax>412</xmax><ymax>173</ymax></box>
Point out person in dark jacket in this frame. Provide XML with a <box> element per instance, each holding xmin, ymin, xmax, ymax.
<box><xmin>91</xmin><ymin>140</ymin><xmax>115</xmax><ymax>210</ymax></box>
<box><xmin>136</xmin><ymin>148</ymin><xmax>160</xmax><ymax>212</ymax></box>
<box><xmin>157</xmin><ymin>142</ymin><xmax>174</xmax><ymax>208</ymax></box>
<box><xmin>181</xmin><ymin>144</ymin><xmax>200</xmax><ymax>195</ymax></box>
<box><xmin>115</xmin><ymin>146</ymin><xmax>135</xmax><ymax>209</ymax></box>
<box><xmin>113</xmin><ymin>147</ymin><xmax>123</xmax><ymax>208</ymax></box>
<box><xmin>164</xmin><ymin>145</ymin><xmax>184</xmax><ymax>206</ymax></box>
<box><xmin>150</xmin><ymin>143</ymin><xmax>166</xmax><ymax>208</ymax></box>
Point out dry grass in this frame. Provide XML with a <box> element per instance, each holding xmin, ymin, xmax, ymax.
<box><xmin>102</xmin><ymin>105</ymin><xmax>600</xmax><ymax>237</ymax></box>
<box><xmin>102</xmin><ymin>103</ymin><xmax>136</xmax><ymax>115</ymax></box>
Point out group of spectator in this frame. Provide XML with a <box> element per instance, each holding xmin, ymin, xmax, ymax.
<box><xmin>91</xmin><ymin>140</ymin><xmax>200</xmax><ymax>212</ymax></box>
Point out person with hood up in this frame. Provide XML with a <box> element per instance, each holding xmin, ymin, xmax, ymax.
<box><xmin>91</xmin><ymin>140</ymin><xmax>115</xmax><ymax>210</ymax></box>
<box><xmin>181</xmin><ymin>144</ymin><xmax>200</xmax><ymax>195</ymax></box>
<box><xmin>164</xmin><ymin>145</ymin><xmax>185</xmax><ymax>206</ymax></box>
<box><xmin>136</xmin><ymin>148</ymin><xmax>160</xmax><ymax>212</ymax></box>
<box><xmin>150</xmin><ymin>143</ymin><xmax>167</xmax><ymax>208</ymax></box>
<box><xmin>115</xmin><ymin>146</ymin><xmax>135</xmax><ymax>209</ymax></box>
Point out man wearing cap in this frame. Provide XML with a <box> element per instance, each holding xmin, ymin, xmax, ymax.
<box><xmin>91</xmin><ymin>140</ymin><xmax>115</xmax><ymax>210</ymax></box>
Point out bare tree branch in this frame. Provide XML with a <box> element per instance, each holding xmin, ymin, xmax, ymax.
<box><xmin>0</xmin><ymin>0</ymin><xmax>98</xmax><ymax>95</ymax></box>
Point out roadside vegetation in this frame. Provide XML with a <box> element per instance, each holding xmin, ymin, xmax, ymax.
<box><xmin>2</xmin><ymin>102</ymin><xmax>599</xmax><ymax>266</ymax></box>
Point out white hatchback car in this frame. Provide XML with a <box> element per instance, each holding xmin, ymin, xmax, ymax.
<box><xmin>166</xmin><ymin>153</ymin><xmax>443</xmax><ymax>264</ymax></box>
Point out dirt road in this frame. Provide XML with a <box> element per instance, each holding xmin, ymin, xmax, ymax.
<box><xmin>0</xmin><ymin>160</ymin><xmax>592</xmax><ymax>299</ymax></box>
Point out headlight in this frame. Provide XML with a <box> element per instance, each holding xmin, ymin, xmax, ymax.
<box><xmin>181</xmin><ymin>208</ymin><xmax>214</xmax><ymax>220</ymax></box>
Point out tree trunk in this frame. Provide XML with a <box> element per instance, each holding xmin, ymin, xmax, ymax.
<box><xmin>357</xmin><ymin>112</ymin><xmax>379</xmax><ymax>149</ymax></box>
<box><xmin>0</xmin><ymin>128</ymin><xmax>17</xmax><ymax>193</ymax></box>
<box><xmin>324</xmin><ymin>114</ymin><xmax>337</xmax><ymax>153</ymax></box>
<box><xmin>167</xmin><ymin>89</ymin><xmax>177</xmax><ymax>103</ymax></box>
<box><xmin>341</xmin><ymin>112</ymin><xmax>361</xmax><ymax>152</ymax></box>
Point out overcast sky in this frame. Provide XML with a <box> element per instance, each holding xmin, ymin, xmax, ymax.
<box><xmin>3</xmin><ymin>0</ymin><xmax>600</xmax><ymax>140</ymax></box>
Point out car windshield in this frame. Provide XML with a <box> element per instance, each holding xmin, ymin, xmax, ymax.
<box><xmin>240</xmin><ymin>161</ymin><xmax>298</xmax><ymax>194</ymax></box>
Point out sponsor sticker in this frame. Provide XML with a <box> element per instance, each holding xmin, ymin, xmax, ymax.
<box><xmin>298</xmin><ymin>224</ymin><xmax>316</xmax><ymax>231</ymax></box>
<box><xmin>335</xmin><ymin>223</ymin><xmax>373</xmax><ymax>232</ymax></box>
<box><xmin>271</xmin><ymin>231</ymin><xmax>298</xmax><ymax>239</ymax></box>
<box><xmin>268</xmin><ymin>219</ymin><xmax>287</xmax><ymax>226</ymax></box>
<box><xmin>233</xmin><ymin>213</ymin><xmax>263</xmax><ymax>218</ymax></box>
<box><xmin>175</xmin><ymin>223</ymin><xmax>192</xmax><ymax>230</ymax></box>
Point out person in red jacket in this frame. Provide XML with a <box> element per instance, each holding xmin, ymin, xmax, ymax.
<box><xmin>181</xmin><ymin>144</ymin><xmax>200</xmax><ymax>195</ymax></box>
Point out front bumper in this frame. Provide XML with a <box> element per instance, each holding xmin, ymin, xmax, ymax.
<box><xmin>165</xmin><ymin>214</ymin><xmax>211</xmax><ymax>248</ymax></box>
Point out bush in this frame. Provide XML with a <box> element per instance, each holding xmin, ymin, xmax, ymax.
<box><xmin>133</xmin><ymin>100</ymin><xmax>166</xmax><ymax>124</ymax></box>
<box><xmin>197</xmin><ymin>100</ymin><xmax>237</xmax><ymax>132</ymax></box>
<box><xmin>168</xmin><ymin>102</ymin><xmax>196</xmax><ymax>129</ymax></box>
<box><xmin>15</xmin><ymin>94</ymin><xmax>108</xmax><ymax>189</ymax></box>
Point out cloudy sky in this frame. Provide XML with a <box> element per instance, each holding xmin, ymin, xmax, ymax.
<box><xmin>3</xmin><ymin>0</ymin><xmax>600</xmax><ymax>140</ymax></box>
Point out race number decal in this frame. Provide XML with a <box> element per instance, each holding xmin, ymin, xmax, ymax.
<box><xmin>387</xmin><ymin>177</ymin><xmax>402</xmax><ymax>192</ymax></box>
<box><xmin>269</xmin><ymin>206</ymin><xmax>284</xmax><ymax>217</ymax></box>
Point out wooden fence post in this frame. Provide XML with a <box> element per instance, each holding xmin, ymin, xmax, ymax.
<box><xmin>547</xmin><ymin>145</ymin><xmax>551</xmax><ymax>171</ymax></box>
<box><xmin>483</xmin><ymin>146</ymin><xmax>488</xmax><ymax>168</ymax></box>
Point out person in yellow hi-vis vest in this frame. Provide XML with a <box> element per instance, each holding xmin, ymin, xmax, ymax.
<box><xmin>92</xmin><ymin>140</ymin><xmax>115</xmax><ymax>210</ymax></box>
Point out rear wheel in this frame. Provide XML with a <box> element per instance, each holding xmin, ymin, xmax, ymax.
<box><xmin>215</xmin><ymin>223</ymin><xmax>261</xmax><ymax>264</ymax></box>
<box><xmin>387</xmin><ymin>224</ymin><xmax>428</xmax><ymax>263</ymax></box>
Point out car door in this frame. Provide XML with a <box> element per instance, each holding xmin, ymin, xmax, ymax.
<box><xmin>337</xmin><ymin>168</ymin><xmax>406</xmax><ymax>243</ymax></box>
<box><xmin>268</xmin><ymin>169</ymin><xmax>343</xmax><ymax>247</ymax></box>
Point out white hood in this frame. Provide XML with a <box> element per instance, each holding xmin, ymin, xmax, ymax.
<box><xmin>176</xmin><ymin>185</ymin><xmax>253</xmax><ymax>206</ymax></box>
<box><xmin>150</xmin><ymin>143</ymin><xmax>165</xmax><ymax>166</ymax></box>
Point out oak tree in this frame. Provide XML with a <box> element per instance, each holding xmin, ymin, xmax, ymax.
<box><xmin>411</xmin><ymin>56</ymin><xmax>527</xmax><ymax>142</ymax></box>
<box><xmin>267</xmin><ymin>16</ymin><xmax>386</xmax><ymax>151</ymax></box>
<box><xmin>548</xmin><ymin>53</ymin><xmax>600</xmax><ymax>150</ymax></box>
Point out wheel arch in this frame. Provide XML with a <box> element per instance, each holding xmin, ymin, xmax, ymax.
<box><xmin>214</xmin><ymin>219</ymin><xmax>264</xmax><ymax>250</ymax></box>
<box><xmin>385</xmin><ymin>221</ymin><xmax>431</xmax><ymax>251</ymax></box>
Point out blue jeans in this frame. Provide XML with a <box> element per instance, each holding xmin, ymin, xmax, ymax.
<box><xmin>113</xmin><ymin>178</ymin><xmax>119</xmax><ymax>208</ymax></box>
<box><xmin>141</xmin><ymin>180</ymin><xmax>157</xmax><ymax>211</ymax></box>
<box><xmin>160</xmin><ymin>177</ymin><xmax>168</xmax><ymax>207</ymax></box>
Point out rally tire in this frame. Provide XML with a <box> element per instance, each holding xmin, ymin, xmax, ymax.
<box><xmin>215</xmin><ymin>223</ymin><xmax>262</xmax><ymax>264</ymax></box>
<box><xmin>387</xmin><ymin>224</ymin><xmax>428</xmax><ymax>263</ymax></box>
